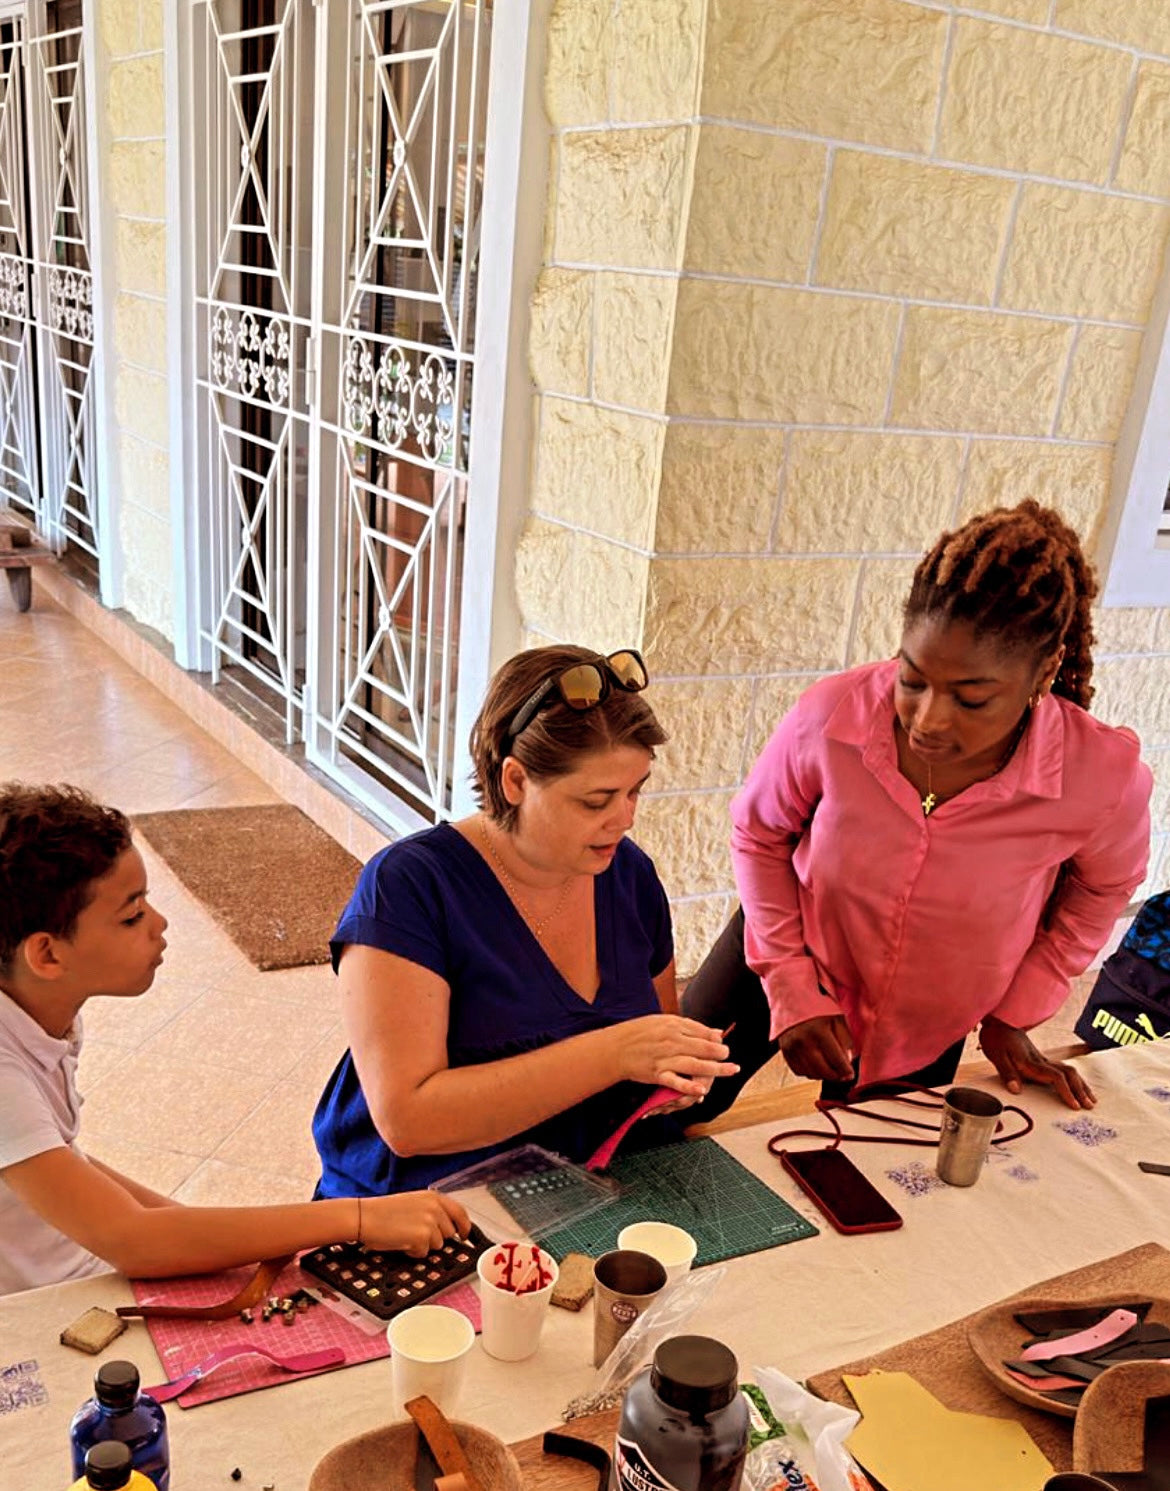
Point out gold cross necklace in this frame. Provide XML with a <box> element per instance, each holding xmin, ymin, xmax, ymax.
<box><xmin>920</xmin><ymin>713</ymin><xmax>1031</xmax><ymax>818</ymax></box>
<box><xmin>478</xmin><ymin>820</ymin><xmax>574</xmax><ymax>942</ymax></box>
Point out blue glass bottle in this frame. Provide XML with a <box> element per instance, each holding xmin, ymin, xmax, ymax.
<box><xmin>70</xmin><ymin>1361</ymin><xmax>170</xmax><ymax>1491</ymax></box>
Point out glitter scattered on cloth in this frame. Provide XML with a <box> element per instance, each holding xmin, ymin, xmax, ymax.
<box><xmin>885</xmin><ymin>1161</ymin><xmax>947</xmax><ymax>1198</ymax></box>
<box><xmin>1056</xmin><ymin>1116</ymin><xmax>1119</xmax><ymax>1148</ymax></box>
<box><xmin>1006</xmin><ymin>1164</ymin><xmax>1039</xmax><ymax>1183</ymax></box>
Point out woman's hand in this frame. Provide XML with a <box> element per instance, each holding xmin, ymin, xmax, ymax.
<box><xmin>614</xmin><ymin>1016</ymin><xmax>739</xmax><ymax>1096</ymax></box>
<box><xmin>777</xmin><ymin>1015</ymin><xmax>854</xmax><ymax>1082</ymax></box>
<box><xmin>361</xmin><ymin>1191</ymin><xmax>472</xmax><ymax>1257</ymax></box>
<box><xmin>978</xmin><ymin>1016</ymin><xmax>1096</xmax><ymax>1110</ymax></box>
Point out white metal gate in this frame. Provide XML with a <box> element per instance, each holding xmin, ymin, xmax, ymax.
<box><xmin>192</xmin><ymin>0</ymin><xmax>313</xmax><ymax>741</ymax></box>
<box><xmin>191</xmin><ymin>0</ymin><xmax>492</xmax><ymax>825</ymax></box>
<box><xmin>0</xmin><ymin>1</ymin><xmax>98</xmax><ymax>565</ymax></box>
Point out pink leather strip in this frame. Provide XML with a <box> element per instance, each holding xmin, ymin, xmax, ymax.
<box><xmin>1019</xmin><ymin>1308</ymin><xmax>1138</xmax><ymax>1362</ymax></box>
<box><xmin>585</xmin><ymin>1086</ymin><xmax>678</xmax><ymax>1171</ymax></box>
<box><xmin>144</xmin><ymin>1345</ymin><xmax>345</xmax><ymax>1402</ymax></box>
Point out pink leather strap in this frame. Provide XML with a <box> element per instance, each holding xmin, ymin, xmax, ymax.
<box><xmin>1019</xmin><ymin>1307</ymin><xmax>1138</xmax><ymax>1362</ymax></box>
<box><xmin>586</xmin><ymin>1087</ymin><xmax>678</xmax><ymax>1171</ymax></box>
<box><xmin>144</xmin><ymin>1345</ymin><xmax>345</xmax><ymax>1402</ymax></box>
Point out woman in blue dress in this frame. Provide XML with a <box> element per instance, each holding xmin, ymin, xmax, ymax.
<box><xmin>313</xmin><ymin>645</ymin><xmax>737</xmax><ymax>1199</ymax></box>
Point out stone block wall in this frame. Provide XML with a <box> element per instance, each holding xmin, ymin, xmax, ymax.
<box><xmin>100</xmin><ymin>0</ymin><xmax>171</xmax><ymax>636</ymax></box>
<box><xmin>528</xmin><ymin>0</ymin><xmax>1170</xmax><ymax>973</ymax></box>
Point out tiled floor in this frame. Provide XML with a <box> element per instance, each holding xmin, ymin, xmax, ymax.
<box><xmin>1</xmin><ymin>592</ymin><xmax>347</xmax><ymax>1207</ymax></box>
<box><xmin>1</xmin><ymin>590</ymin><xmax>1109</xmax><ymax>1208</ymax></box>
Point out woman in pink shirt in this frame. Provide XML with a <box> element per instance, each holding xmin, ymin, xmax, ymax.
<box><xmin>683</xmin><ymin>501</ymin><xmax>1152</xmax><ymax>1112</ymax></box>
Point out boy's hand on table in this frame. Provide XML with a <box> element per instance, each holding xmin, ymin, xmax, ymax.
<box><xmin>777</xmin><ymin>1015</ymin><xmax>854</xmax><ymax>1083</ymax></box>
<box><xmin>979</xmin><ymin>1015</ymin><xmax>1096</xmax><ymax>1110</ymax></box>
<box><xmin>363</xmin><ymin>1191</ymin><xmax>471</xmax><ymax>1256</ymax></box>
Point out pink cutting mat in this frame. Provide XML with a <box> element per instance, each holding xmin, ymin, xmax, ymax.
<box><xmin>129</xmin><ymin>1259</ymin><xmax>482</xmax><ymax>1409</ymax></box>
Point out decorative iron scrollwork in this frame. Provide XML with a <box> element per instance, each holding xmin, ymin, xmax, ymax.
<box><xmin>0</xmin><ymin>253</ymin><xmax>27</xmax><ymax>321</ymax></box>
<box><xmin>342</xmin><ymin>334</ymin><xmax>457</xmax><ymax>466</ymax></box>
<box><xmin>47</xmin><ymin>266</ymin><xmax>93</xmax><ymax>341</ymax></box>
<box><xmin>210</xmin><ymin>305</ymin><xmax>292</xmax><ymax>408</ymax></box>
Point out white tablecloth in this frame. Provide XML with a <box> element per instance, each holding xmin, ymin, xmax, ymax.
<box><xmin>4</xmin><ymin>1043</ymin><xmax>1170</xmax><ymax>1488</ymax></box>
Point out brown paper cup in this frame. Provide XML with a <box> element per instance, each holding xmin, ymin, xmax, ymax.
<box><xmin>592</xmin><ymin>1249</ymin><xmax>667</xmax><ymax>1368</ymax></box>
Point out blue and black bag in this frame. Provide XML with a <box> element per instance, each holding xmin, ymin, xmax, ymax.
<box><xmin>1075</xmin><ymin>893</ymin><xmax>1170</xmax><ymax>1049</ymax></box>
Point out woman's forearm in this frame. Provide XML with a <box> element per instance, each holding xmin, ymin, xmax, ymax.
<box><xmin>369</xmin><ymin>1025</ymin><xmax>626</xmax><ymax>1156</ymax></box>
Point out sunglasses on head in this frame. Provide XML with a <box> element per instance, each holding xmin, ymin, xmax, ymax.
<box><xmin>504</xmin><ymin>649</ymin><xmax>649</xmax><ymax>751</ymax></box>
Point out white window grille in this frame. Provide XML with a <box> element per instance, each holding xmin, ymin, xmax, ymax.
<box><xmin>188</xmin><ymin>0</ymin><xmax>497</xmax><ymax>827</ymax></box>
<box><xmin>0</xmin><ymin>0</ymin><xmax>98</xmax><ymax>573</ymax></box>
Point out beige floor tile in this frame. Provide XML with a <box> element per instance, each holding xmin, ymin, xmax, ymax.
<box><xmin>216</xmin><ymin>961</ymin><xmax>338</xmax><ymax>1011</ymax></box>
<box><xmin>0</xmin><ymin>656</ymin><xmax>66</xmax><ymax>696</ymax></box>
<box><xmin>212</xmin><ymin>1077</ymin><xmax>325</xmax><ymax>1188</ymax></box>
<box><xmin>173</xmin><ymin>1158</ymin><xmax>315</xmax><ymax>1208</ymax></box>
<box><xmin>81</xmin><ymin>762</ymin><xmax>233</xmax><ymax>814</ymax></box>
<box><xmin>145</xmin><ymin>988</ymin><xmax>330</xmax><ymax>1083</ymax></box>
<box><xmin>81</xmin><ymin>1050</ymin><xmax>275</xmax><ymax>1157</ymax></box>
<box><xmin>125</xmin><ymin>734</ymin><xmax>250</xmax><ymax>786</ymax></box>
<box><xmin>77</xmin><ymin>1039</ymin><xmax>129</xmax><ymax>1093</ymax></box>
<box><xmin>81</xmin><ymin>976</ymin><xmax>207</xmax><ymax>1047</ymax></box>
<box><xmin>299</xmin><ymin>1023</ymin><xmax>350</xmax><ymax>1091</ymax></box>
<box><xmin>175</xmin><ymin>772</ymin><xmax>282</xmax><ymax>810</ymax></box>
<box><xmin>80</xmin><ymin>1133</ymin><xmax>204</xmax><ymax>1199</ymax></box>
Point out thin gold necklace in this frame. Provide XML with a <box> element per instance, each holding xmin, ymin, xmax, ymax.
<box><xmin>478</xmin><ymin>820</ymin><xmax>574</xmax><ymax>941</ymax></box>
<box><xmin>921</xmin><ymin>713</ymin><xmax>1030</xmax><ymax>818</ymax></box>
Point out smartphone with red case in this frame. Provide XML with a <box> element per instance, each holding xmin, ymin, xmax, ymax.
<box><xmin>779</xmin><ymin>1147</ymin><xmax>903</xmax><ymax>1235</ymax></box>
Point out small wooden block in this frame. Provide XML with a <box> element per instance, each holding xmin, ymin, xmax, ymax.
<box><xmin>550</xmin><ymin>1252</ymin><xmax>595</xmax><ymax>1312</ymax></box>
<box><xmin>60</xmin><ymin>1305</ymin><xmax>127</xmax><ymax>1355</ymax></box>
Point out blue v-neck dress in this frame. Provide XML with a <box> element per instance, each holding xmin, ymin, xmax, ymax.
<box><xmin>312</xmin><ymin>824</ymin><xmax>676</xmax><ymax>1198</ymax></box>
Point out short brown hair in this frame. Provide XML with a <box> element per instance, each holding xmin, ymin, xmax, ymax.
<box><xmin>0</xmin><ymin>783</ymin><xmax>132</xmax><ymax>971</ymax></box>
<box><xmin>469</xmin><ymin>646</ymin><xmax>667</xmax><ymax>830</ymax></box>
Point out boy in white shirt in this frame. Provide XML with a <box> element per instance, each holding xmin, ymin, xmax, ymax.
<box><xmin>0</xmin><ymin>782</ymin><xmax>467</xmax><ymax>1295</ymax></box>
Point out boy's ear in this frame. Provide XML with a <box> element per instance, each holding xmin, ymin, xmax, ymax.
<box><xmin>19</xmin><ymin>932</ymin><xmax>68</xmax><ymax>982</ymax></box>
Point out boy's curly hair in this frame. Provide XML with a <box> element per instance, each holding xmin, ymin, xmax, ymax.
<box><xmin>0</xmin><ymin>783</ymin><xmax>131</xmax><ymax>972</ymax></box>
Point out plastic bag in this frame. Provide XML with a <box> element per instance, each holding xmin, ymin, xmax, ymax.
<box><xmin>742</xmin><ymin>1366</ymin><xmax>873</xmax><ymax>1491</ymax></box>
<box><xmin>562</xmin><ymin>1266</ymin><xmax>727</xmax><ymax>1420</ymax></box>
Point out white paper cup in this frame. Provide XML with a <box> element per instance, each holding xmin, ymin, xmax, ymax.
<box><xmin>476</xmin><ymin>1242</ymin><xmax>559</xmax><ymax>1362</ymax></box>
<box><xmin>617</xmin><ymin>1222</ymin><xmax>698</xmax><ymax>1283</ymax></box>
<box><xmin>386</xmin><ymin>1304</ymin><xmax>475</xmax><ymax>1415</ymax></box>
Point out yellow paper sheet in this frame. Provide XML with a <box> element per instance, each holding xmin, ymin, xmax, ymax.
<box><xmin>843</xmin><ymin>1370</ymin><xmax>1054</xmax><ymax>1491</ymax></box>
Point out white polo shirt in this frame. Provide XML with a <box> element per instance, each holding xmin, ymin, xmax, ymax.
<box><xmin>0</xmin><ymin>989</ymin><xmax>107</xmax><ymax>1295</ymax></box>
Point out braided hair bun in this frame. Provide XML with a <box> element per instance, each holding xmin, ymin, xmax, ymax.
<box><xmin>904</xmin><ymin>500</ymin><xmax>1097</xmax><ymax>709</ymax></box>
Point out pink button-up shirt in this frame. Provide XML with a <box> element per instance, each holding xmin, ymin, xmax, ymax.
<box><xmin>731</xmin><ymin>660</ymin><xmax>1153</xmax><ymax>1086</ymax></box>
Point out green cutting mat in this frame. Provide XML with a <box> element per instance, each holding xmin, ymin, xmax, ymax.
<box><xmin>490</xmin><ymin>1138</ymin><xmax>818</xmax><ymax>1266</ymax></box>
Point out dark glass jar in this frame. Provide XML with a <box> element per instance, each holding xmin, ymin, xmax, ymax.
<box><xmin>614</xmin><ymin>1336</ymin><xmax>749</xmax><ymax>1491</ymax></box>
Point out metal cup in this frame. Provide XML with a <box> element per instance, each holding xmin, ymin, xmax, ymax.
<box><xmin>936</xmin><ymin>1086</ymin><xmax>1003</xmax><ymax>1187</ymax></box>
<box><xmin>591</xmin><ymin>1249</ymin><xmax>667</xmax><ymax>1367</ymax></box>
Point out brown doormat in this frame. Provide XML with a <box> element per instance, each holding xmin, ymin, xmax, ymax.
<box><xmin>133</xmin><ymin>805</ymin><xmax>366</xmax><ymax>970</ymax></box>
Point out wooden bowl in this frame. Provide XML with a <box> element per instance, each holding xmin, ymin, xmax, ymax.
<box><xmin>1073</xmin><ymin>1360</ymin><xmax>1170</xmax><ymax>1475</ymax></box>
<box><xmin>308</xmin><ymin>1419</ymin><xmax>524</xmax><ymax>1491</ymax></box>
<box><xmin>967</xmin><ymin>1293</ymin><xmax>1170</xmax><ymax>1419</ymax></box>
